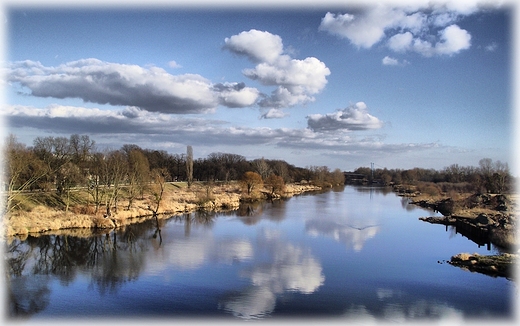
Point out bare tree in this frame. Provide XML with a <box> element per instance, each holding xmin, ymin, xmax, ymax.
<box><xmin>271</xmin><ymin>160</ymin><xmax>290</xmax><ymax>183</ymax></box>
<box><xmin>2</xmin><ymin>135</ymin><xmax>50</xmax><ymax>216</ymax></box>
<box><xmin>252</xmin><ymin>157</ymin><xmax>271</xmax><ymax>180</ymax></box>
<box><xmin>186</xmin><ymin>145</ymin><xmax>193</xmax><ymax>188</ymax></box>
<box><xmin>149</xmin><ymin>168</ymin><xmax>169</xmax><ymax>216</ymax></box>
<box><xmin>331</xmin><ymin>168</ymin><xmax>345</xmax><ymax>186</ymax></box>
<box><xmin>103</xmin><ymin>150</ymin><xmax>128</xmax><ymax>217</ymax></box>
<box><xmin>126</xmin><ymin>149</ymin><xmax>150</xmax><ymax>210</ymax></box>
<box><xmin>59</xmin><ymin>162</ymin><xmax>84</xmax><ymax>213</ymax></box>
<box><xmin>69</xmin><ymin>134</ymin><xmax>95</xmax><ymax>165</ymax></box>
<box><xmin>86</xmin><ymin>152</ymin><xmax>106</xmax><ymax>214</ymax></box>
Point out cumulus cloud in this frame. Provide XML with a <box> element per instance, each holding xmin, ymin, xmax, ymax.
<box><xmin>7</xmin><ymin>59</ymin><xmax>260</xmax><ymax>114</ymax></box>
<box><xmin>435</xmin><ymin>24</ymin><xmax>472</xmax><ymax>55</ymax></box>
<box><xmin>319</xmin><ymin>7</ymin><xmax>406</xmax><ymax>49</ymax></box>
<box><xmin>388</xmin><ymin>32</ymin><xmax>414</xmax><ymax>52</ymax></box>
<box><xmin>223</xmin><ymin>29</ymin><xmax>283</xmax><ymax>64</ymax></box>
<box><xmin>307</xmin><ymin>102</ymin><xmax>383</xmax><ymax>132</ymax></box>
<box><xmin>224</xmin><ymin>29</ymin><xmax>330</xmax><ymax>109</ymax></box>
<box><xmin>213</xmin><ymin>82</ymin><xmax>260</xmax><ymax>108</ymax></box>
<box><xmin>319</xmin><ymin>2</ymin><xmax>476</xmax><ymax>57</ymax></box>
<box><xmin>260</xmin><ymin>108</ymin><xmax>289</xmax><ymax>119</ymax></box>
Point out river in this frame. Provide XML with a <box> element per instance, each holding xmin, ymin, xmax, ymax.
<box><xmin>4</xmin><ymin>186</ymin><xmax>516</xmax><ymax>322</ymax></box>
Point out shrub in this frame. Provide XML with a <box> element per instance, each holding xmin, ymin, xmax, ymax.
<box><xmin>422</xmin><ymin>184</ymin><xmax>441</xmax><ymax>197</ymax></box>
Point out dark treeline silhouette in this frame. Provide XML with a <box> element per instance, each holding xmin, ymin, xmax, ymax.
<box><xmin>349</xmin><ymin>158</ymin><xmax>514</xmax><ymax>195</ymax></box>
<box><xmin>3</xmin><ymin>134</ymin><xmax>345</xmax><ymax>213</ymax></box>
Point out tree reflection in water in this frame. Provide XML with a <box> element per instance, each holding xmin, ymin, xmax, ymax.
<box><xmin>5</xmin><ymin>212</ymin><xmax>219</xmax><ymax>318</ymax></box>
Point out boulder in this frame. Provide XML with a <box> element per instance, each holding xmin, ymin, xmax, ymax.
<box><xmin>474</xmin><ymin>213</ymin><xmax>493</xmax><ymax>225</ymax></box>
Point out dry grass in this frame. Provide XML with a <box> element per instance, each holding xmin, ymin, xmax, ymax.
<box><xmin>3</xmin><ymin>181</ymin><xmax>321</xmax><ymax>237</ymax></box>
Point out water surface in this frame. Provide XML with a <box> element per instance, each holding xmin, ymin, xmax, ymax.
<box><xmin>5</xmin><ymin>186</ymin><xmax>516</xmax><ymax>322</ymax></box>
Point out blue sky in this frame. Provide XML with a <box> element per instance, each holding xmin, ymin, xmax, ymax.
<box><xmin>2</xmin><ymin>0</ymin><xmax>517</xmax><ymax>175</ymax></box>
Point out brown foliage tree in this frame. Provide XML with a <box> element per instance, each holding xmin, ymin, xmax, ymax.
<box><xmin>265</xmin><ymin>174</ymin><xmax>285</xmax><ymax>196</ymax></box>
<box><xmin>241</xmin><ymin>171</ymin><xmax>263</xmax><ymax>195</ymax></box>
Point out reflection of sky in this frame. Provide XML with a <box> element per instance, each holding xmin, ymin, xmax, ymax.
<box><xmin>219</xmin><ymin>228</ymin><xmax>325</xmax><ymax>319</ymax></box>
<box><xmin>145</xmin><ymin>224</ymin><xmax>254</xmax><ymax>274</ymax></box>
<box><xmin>7</xmin><ymin>186</ymin><xmax>514</xmax><ymax>320</ymax></box>
<box><xmin>144</xmin><ymin>222</ymin><xmax>326</xmax><ymax>319</ymax></box>
<box><xmin>306</xmin><ymin>218</ymin><xmax>379</xmax><ymax>251</ymax></box>
<box><xmin>343</xmin><ymin>287</ymin><xmax>465</xmax><ymax>322</ymax></box>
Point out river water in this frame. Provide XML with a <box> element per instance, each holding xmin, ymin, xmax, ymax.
<box><xmin>5</xmin><ymin>186</ymin><xmax>517</xmax><ymax>322</ymax></box>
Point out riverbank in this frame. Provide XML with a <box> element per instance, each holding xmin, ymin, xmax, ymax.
<box><xmin>3</xmin><ymin>181</ymin><xmax>322</xmax><ymax>239</ymax></box>
<box><xmin>410</xmin><ymin>191</ymin><xmax>517</xmax><ymax>249</ymax></box>
<box><xmin>395</xmin><ymin>185</ymin><xmax>518</xmax><ymax>278</ymax></box>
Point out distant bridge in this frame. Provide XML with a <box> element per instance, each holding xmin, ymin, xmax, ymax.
<box><xmin>343</xmin><ymin>172</ymin><xmax>367</xmax><ymax>184</ymax></box>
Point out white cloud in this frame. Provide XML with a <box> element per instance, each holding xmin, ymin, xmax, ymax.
<box><xmin>319</xmin><ymin>8</ymin><xmax>400</xmax><ymax>49</ymax></box>
<box><xmin>307</xmin><ymin>102</ymin><xmax>384</xmax><ymax>132</ymax></box>
<box><xmin>214</xmin><ymin>82</ymin><xmax>260</xmax><ymax>108</ymax></box>
<box><xmin>7</xmin><ymin>59</ymin><xmax>260</xmax><ymax>114</ymax></box>
<box><xmin>4</xmin><ymin>104</ymin><xmax>444</xmax><ymax>162</ymax></box>
<box><xmin>431</xmin><ymin>11</ymin><xmax>460</xmax><ymax>27</ymax></box>
<box><xmin>388</xmin><ymin>32</ymin><xmax>413</xmax><ymax>52</ymax></box>
<box><xmin>224</xmin><ymin>29</ymin><xmax>330</xmax><ymax>109</ymax></box>
<box><xmin>223</xmin><ymin>29</ymin><xmax>283</xmax><ymax>64</ymax></box>
<box><xmin>319</xmin><ymin>3</ymin><xmax>477</xmax><ymax>57</ymax></box>
<box><xmin>3</xmin><ymin>104</ymin><xmax>225</xmax><ymax>136</ymax></box>
<box><xmin>260</xmin><ymin>108</ymin><xmax>289</xmax><ymax>119</ymax></box>
<box><xmin>382</xmin><ymin>56</ymin><xmax>399</xmax><ymax>66</ymax></box>
<box><xmin>435</xmin><ymin>24</ymin><xmax>472</xmax><ymax>55</ymax></box>
<box><xmin>168</xmin><ymin>60</ymin><xmax>182</xmax><ymax>69</ymax></box>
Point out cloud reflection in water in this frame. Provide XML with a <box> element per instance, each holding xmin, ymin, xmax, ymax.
<box><xmin>306</xmin><ymin>218</ymin><xmax>380</xmax><ymax>252</ymax></box>
<box><xmin>219</xmin><ymin>228</ymin><xmax>325</xmax><ymax>319</ymax></box>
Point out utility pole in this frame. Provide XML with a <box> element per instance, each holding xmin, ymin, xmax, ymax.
<box><xmin>371</xmin><ymin>162</ymin><xmax>374</xmax><ymax>180</ymax></box>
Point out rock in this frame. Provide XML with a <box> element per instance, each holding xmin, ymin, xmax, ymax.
<box><xmin>448</xmin><ymin>252</ymin><xmax>517</xmax><ymax>279</ymax></box>
<box><xmin>419</xmin><ymin>216</ymin><xmax>456</xmax><ymax>225</ymax></box>
<box><xmin>436</xmin><ymin>198</ymin><xmax>455</xmax><ymax>216</ymax></box>
<box><xmin>474</xmin><ymin>213</ymin><xmax>493</xmax><ymax>225</ymax></box>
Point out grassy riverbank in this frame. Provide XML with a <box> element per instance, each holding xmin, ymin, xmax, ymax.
<box><xmin>3</xmin><ymin>181</ymin><xmax>322</xmax><ymax>239</ymax></box>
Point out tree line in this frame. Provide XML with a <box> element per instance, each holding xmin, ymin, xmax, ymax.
<box><xmin>4</xmin><ymin>133</ymin><xmax>513</xmax><ymax>216</ymax></box>
<box><xmin>351</xmin><ymin>158</ymin><xmax>514</xmax><ymax>195</ymax></box>
<box><xmin>2</xmin><ymin>134</ymin><xmax>346</xmax><ymax>214</ymax></box>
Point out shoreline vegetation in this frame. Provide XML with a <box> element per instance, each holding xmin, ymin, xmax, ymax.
<box><xmin>2</xmin><ymin>133</ymin><xmax>347</xmax><ymax>241</ymax></box>
<box><xmin>3</xmin><ymin>181</ymin><xmax>323</xmax><ymax>240</ymax></box>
